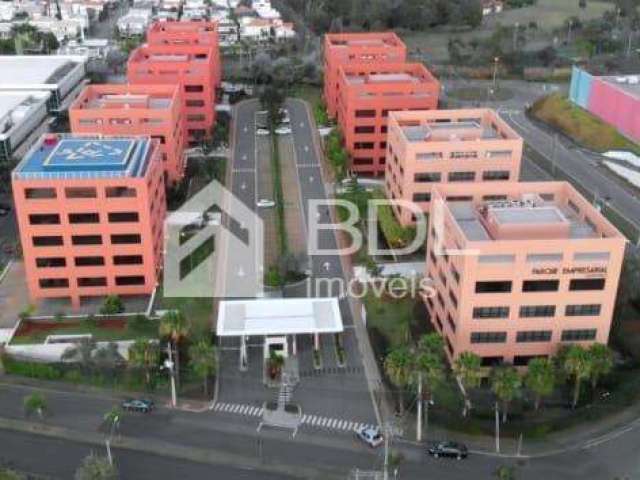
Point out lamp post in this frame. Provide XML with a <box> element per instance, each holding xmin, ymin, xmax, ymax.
<box><xmin>492</xmin><ymin>57</ymin><xmax>500</xmax><ymax>91</ymax></box>
<box><xmin>164</xmin><ymin>343</ymin><xmax>177</xmax><ymax>408</ymax></box>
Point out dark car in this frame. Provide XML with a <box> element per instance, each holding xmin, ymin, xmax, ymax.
<box><xmin>121</xmin><ymin>398</ymin><xmax>155</xmax><ymax>413</ymax></box>
<box><xmin>428</xmin><ymin>441</ymin><xmax>468</xmax><ymax>460</ymax></box>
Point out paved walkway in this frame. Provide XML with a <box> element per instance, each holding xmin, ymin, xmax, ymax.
<box><xmin>279</xmin><ymin>135</ymin><xmax>307</xmax><ymax>256</ymax></box>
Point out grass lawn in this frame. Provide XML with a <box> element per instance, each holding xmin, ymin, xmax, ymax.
<box><xmin>363</xmin><ymin>293</ymin><xmax>423</xmax><ymax>353</ymax></box>
<box><xmin>154</xmin><ymin>283</ymin><xmax>214</xmax><ymax>337</ymax></box>
<box><xmin>531</xmin><ymin>93</ymin><xmax>640</xmax><ymax>155</ymax></box>
<box><xmin>11</xmin><ymin>317</ymin><xmax>158</xmax><ymax>345</ymax></box>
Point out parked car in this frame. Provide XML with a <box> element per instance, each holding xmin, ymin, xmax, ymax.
<box><xmin>355</xmin><ymin>426</ymin><xmax>384</xmax><ymax>448</ymax></box>
<box><xmin>256</xmin><ymin>128</ymin><xmax>270</xmax><ymax>136</ymax></box>
<box><xmin>427</xmin><ymin>441</ymin><xmax>468</xmax><ymax>460</ymax></box>
<box><xmin>121</xmin><ymin>399</ymin><xmax>155</xmax><ymax>413</ymax></box>
<box><xmin>275</xmin><ymin>126</ymin><xmax>292</xmax><ymax>135</ymax></box>
<box><xmin>256</xmin><ymin>199</ymin><xmax>275</xmax><ymax>208</ymax></box>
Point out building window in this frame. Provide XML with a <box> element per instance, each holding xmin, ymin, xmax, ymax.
<box><xmin>185</xmin><ymin>85</ymin><xmax>204</xmax><ymax>92</ymax></box>
<box><xmin>354</xmin><ymin>142</ymin><xmax>374</xmax><ymax>150</ymax></box>
<box><xmin>36</xmin><ymin>257</ymin><xmax>66</xmax><ymax>268</ymax></box>
<box><xmin>353</xmin><ymin>157</ymin><xmax>374</xmax><ymax>165</ymax></box>
<box><xmin>355</xmin><ymin>109</ymin><xmax>376</xmax><ymax>118</ymax></box>
<box><xmin>475</xmin><ymin>281</ymin><xmax>512</xmax><ymax>293</ymax></box>
<box><xmin>514</xmin><ymin>355</ymin><xmax>548</xmax><ymax>366</ymax></box>
<box><xmin>478</xmin><ymin>254</ymin><xmax>516</xmax><ymax>264</ymax></box>
<box><xmin>111</xmin><ymin>234</ymin><xmax>142</xmax><ymax>245</ymax></box>
<box><xmin>448</xmin><ymin>171</ymin><xmax>475</xmax><ymax>182</ymax></box>
<box><xmin>69</xmin><ymin>213</ymin><xmax>100</xmax><ymax>224</ymax></box>
<box><xmin>565</xmin><ymin>304</ymin><xmax>601</xmax><ymax>316</ymax></box>
<box><xmin>75</xmin><ymin>256</ymin><xmax>105</xmax><ymax>267</ymax></box>
<box><xmin>29</xmin><ymin>214</ymin><xmax>60</xmax><ymax>225</ymax></box>
<box><xmin>561</xmin><ymin>329</ymin><xmax>597</xmax><ymax>341</ymax></box>
<box><xmin>78</xmin><ymin>277</ymin><xmax>107</xmax><ymax>287</ymax></box>
<box><xmin>113</xmin><ymin>255</ymin><xmax>143</xmax><ymax>265</ymax></box>
<box><xmin>522</xmin><ymin>280</ymin><xmax>559</xmax><ymax>292</ymax></box>
<box><xmin>187</xmin><ymin>114</ymin><xmax>206</xmax><ymax>122</ymax></box>
<box><xmin>519</xmin><ymin>305</ymin><xmax>556</xmax><ymax>318</ymax></box>
<box><xmin>483</xmin><ymin>195</ymin><xmax>507</xmax><ymax>201</ymax></box>
<box><xmin>569</xmin><ymin>278</ymin><xmax>606</xmax><ymax>291</ymax></box>
<box><xmin>414</xmin><ymin>172</ymin><xmax>441</xmax><ymax>183</ymax></box>
<box><xmin>472</xmin><ymin>306</ymin><xmax>509</xmax><ymax>319</ymax></box>
<box><xmin>526</xmin><ymin>253</ymin><xmax>563</xmax><ymax>263</ymax></box>
<box><xmin>108</xmin><ymin>212</ymin><xmax>139</xmax><ymax>223</ymax></box>
<box><xmin>65</xmin><ymin>187</ymin><xmax>97</xmax><ymax>199</ymax></box>
<box><xmin>354</xmin><ymin>126</ymin><xmax>375</xmax><ymax>134</ymax></box>
<box><xmin>106</xmin><ymin>186</ymin><xmax>136</xmax><ymax>198</ymax></box>
<box><xmin>450</xmin><ymin>151</ymin><xmax>478</xmax><ymax>159</ymax></box>
<box><xmin>412</xmin><ymin>193</ymin><xmax>431</xmax><ymax>202</ymax></box>
<box><xmin>447</xmin><ymin>314</ymin><xmax>456</xmax><ymax>332</ymax></box>
<box><xmin>573</xmin><ymin>252</ymin><xmax>610</xmax><ymax>262</ymax></box>
<box><xmin>39</xmin><ymin>278</ymin><xmax>69</xmax><ymax>289</ymax></box>
<box><xmin>25</xmin><ymin>188</ymin><xmax>56</xmax><ymax>199</ymax></box>
<box><xmin>33</xmin><ymin>236</ymin><xmax>63</xmax><ymax>247</ymax></box>
<box><xmin>482</xmin><ymin>170</ymin><xmax>510</xmax><ymax>181</ymax></box>
<box><xmin>446</xmin><ymin>195</ymin><xmax>473</xmax><ymax>202</ymax></box>
<box><xmin>516</xmin><ymin>330</ymin><xmax>552</xmax><ymax>343</ymax></box>
<box><xmin>115</xmin><ymin>275</ymin><xmax>145</xmax><ymax>286</ymax></box>
<box><xmin>451</xmin><ymin>265</ymin><xmax>460</xmax><ymax>283</ymax></box>
<box><xmin>185</xmin><ymin>99</ymin><xmax>205</xmax><ymax>107</ymax></box>
<box><xmin>448</xmin><ymin>290</ymin><xmax>458</xmax><ymax>308</ymax></box>
<box><xmin>481</xmin><ymin>356</ymin><xmax>503</xmax><ymax>367</ymax></box>
<box><xmin>470</xmin><ymin>331</ymin><xmax>507</xmax><ymax>344</ymax></box>
<box><xmin>72</xmin><ymin>235</ymin><xmax>102</xmax><ymax>246</ymax></box>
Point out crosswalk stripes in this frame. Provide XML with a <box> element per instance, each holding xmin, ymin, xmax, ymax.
<box><xmin>212</xmin><ymin>402</ymin><xmax>376</xmax><ymax>433</ymax></box>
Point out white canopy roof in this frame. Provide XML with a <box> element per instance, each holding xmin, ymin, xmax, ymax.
<box><xmin>217</xmin><ymin>298</ymin><xmax>343</xmax><ymax>336</ymax></box>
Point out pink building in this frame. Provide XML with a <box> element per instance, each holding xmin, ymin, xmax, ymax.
<box><xmin>127</xmin><ymin>43</ymin><xmax>216</xmax><ymax>146</ymax></box>
<box><xmin>336</xmin><ymin>62</ymin><xmax>440</xmax><ymax>176</ymax></box>
<box><xmin>425</xmin><ymin>181</ymin><xmax>625</xmax><ymax>367</ymax></box>
<box><xmin>12</xmin><ymin>135</ymin><xmax>166</xmax><ymax>308</ymax></box>
<box><xmin>385</xmin><ymin>109</ymin><xmax>523</xmax><ymax>226</ymax></box>
<box><xmin>69</xmin><ymin>84</ymin><xmax>186</xmax><ymax>185</ymax></box>
<box><xmin>323</xmin><ymin>32</ymin><xmax>407</xmax><ymax>119</ymax></box>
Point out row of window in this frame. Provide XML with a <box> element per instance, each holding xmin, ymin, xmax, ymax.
<box><xmin>39</xmin><ymin>275</ymin><xmax>146</xmax><ymax>289</ymax></box>
<box><xmin>475</xmin><ymin>278</ymin><xmax>606</xmax><ymax>294</ymax></box>
<box><xmin>470</xmin><ymin>329</ymin><xmax>597</xmax><ymax>344</ymax></box>
<box><xmin>472</xmin><ymin>304</ymin><xmax>600</xmax><ymax>319</ymax></box>
<box><xmin>25</xmin><ymin>186</ymin><xmax>137</xmax><ymax>200</ymax></box>
<box><xmin>29</xmin><ymin>212</ymin><xmax>139</xmax><ymax>226</ymax></box>
<box><xmin>33</xmin><ymin>234</ymin><xmax>142</xmax><ymax>247</ymax></box>
<box><xmin>413</xmin><ymin>171</ymin><xmax>510</xmax><ymax>183</ymax></box>
<box><xmin>354</xmin><ymin>125</ymin><xmax>388</xmax><ymax>134</ymax></box>
<box><xmin>36</xmin><ymin>255</ymin><xmax>143</xmax><ymax>268</ymax></box>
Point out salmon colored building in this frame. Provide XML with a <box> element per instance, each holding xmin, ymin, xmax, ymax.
<box><xmin>127</xmin><ymin>43</ymin><xmax>216</xmax><ymax>147</ymax></box>
<box><xmin>336</xmin><ymin>63</ymin><xmax>440</xmax><ymax>176</ymax></box>
<box><xmin>323</xmin><ymin>32</ymin><xmax>406</xmax><ymax>119</ymax></box>
<box><xmin>425</xmin><ymin>181</ymin><xmax>625</xmax><ymax>368</ymax></box>
<box><xmin>69</xmin><ymin>84</ymin><xmax>186</xmax><ymax>185</ymax></box>
<box><xmin>385</xmin><ymin>109</ymin><xmax>523</xmax><ymax>226</ymax></box>
<box><xmin>146</xmin><ymin>21</ymin><xmax>221</xmax><ymax>89</ymax></box>
<box><xmin>12</xmin><ymin>135</ymin><xmax>166</xmax><ymax>308</ymax></box>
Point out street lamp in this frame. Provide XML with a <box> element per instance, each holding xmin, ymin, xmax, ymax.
<box><xmin>163</xmin><ymin>343</ymin><xmax>178</xmax><ymax>408</ymax></box>
<box><xmin>492</xmin><ymin>56</ymin><xmax>500</xmax><ymax>91</ymax></box>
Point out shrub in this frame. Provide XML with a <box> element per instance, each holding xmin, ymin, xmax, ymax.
<box><xmin>264</xmin><ymin>266</ymin><xmax>283</xmax><ymax>287</ymax></box>
<box><xmin>128</xmin><ymin>314</ymin><xmax>152</xmax><ymax>334</ymax></box>
<box><xmin>100</xmin><ymin>295</ymin><xmax>124</xmax><ymax>315</ymax></box>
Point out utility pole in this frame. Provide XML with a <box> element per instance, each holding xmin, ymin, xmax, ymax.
<box><xmin>416</xmin><ymin>373</ymin><xmax>422</xmax><ymax>443</ymax></box>
<box><xmin>383</xmin><ymin>423</ymin><xmax>391</xmax><ymax>480</ymax></box>
<box><xmin>494</xmin><ymin>402</ymin><xmax>500</xmax><ymax>453</ymax></box>
<box><xmin>165</xmin><ymin>343</ymin><xmax>177</xmax><ymax>408</ymax></box>
<box><xmin>626</xmin><ymin>31</ymin><xmax>633</xmax><ymax>57</ymax></box>
<box><xmin>492</xmin><ymin>57</ymin><xmax>500</xmax><ymax>91</ymax></box>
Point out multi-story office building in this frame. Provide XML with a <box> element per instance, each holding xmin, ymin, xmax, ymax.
<box><xmin>323</xmin><ymin>32</ymin><xmax>406</xmax><ymax>119</ymax></box>
<box><xmin>385</xmin><ymin>109</ymin><xmax>523</xmax><ymax>226</ymax></box>
<box><xmin>336</xmin><ymin>63</ymin><xmax>440</xmax><ymax>176</ymax></box>
<box><xmin>69</xmin><ymin>84</ymin><xmax>185</xmax><ymax>185</ymax></box>
<box><xmin>12</xmin><ymin>134</ymin><xmax>166</xmax><ymax>308</ymax></box>
<box><xmin>127</xmin><ymin>43</ymin><xmax>216</xmax><ymax>146</ymax></box>
<box><xmin>424</xmin><ymin>181</ymin><xmax>625</xmax><ymax>367</ymax></box>
<box><xmin>146</xmin><ymin>21</ymin><xmax>221</xmax><ymax>89</ymax></box>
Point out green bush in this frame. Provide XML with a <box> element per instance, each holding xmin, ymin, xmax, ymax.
<box><xmin>2</xmin><ymin>356</ymin><xmax>62</xmax><ymax>380</ymax></box>
<box><xmin>326</xmin><ymin>129</ymin><xmax>348</xmax><ymax>180</ymax></box>
<box><xmin>264</xmin><ymin>266</ymin><xmax>283</xmax><ymax>287</ymax></box>
<box><xmin>371</xmin><ymin>190</ymin><xmax>416</xmax><ymax>249</ymax></box>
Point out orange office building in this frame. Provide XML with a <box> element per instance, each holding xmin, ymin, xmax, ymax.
<box><xmin>323</xmin><ymin>32</ymin><xmax>406</xmax><ymax>119</ymax></box>
<box><xmin>12</xmin><ymin>135</ymin><xmax>166</xmax><ymax>308</ymax></box>
<box><xmin>425</xmin><ymin>181</ymin><xmax>625</xmax><ymax>367</ymax></box>
<box><xmin>336</xmin><ymin>63</ymin><xmax>440</xmax><ymax>176</ymax></box>
<box><xmin>69</xmin><ymin>84</ymin><xmax>186</xmax><ymax>185</ymax></box>
<box><xmin>127</xmin><ymin>43</ymin><xmax>217</xmax><ymax>146</ymax></box>
<box><xmin>385</xmin><ymin>109</ymin><xmax>523</xmax><ymax>226</ymax></box>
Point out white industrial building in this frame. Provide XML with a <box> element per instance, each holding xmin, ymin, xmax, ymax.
<box><xmin>0</xmin><ymin>90</ymin><xmax>50</xmax><ymax>163</ymax></box>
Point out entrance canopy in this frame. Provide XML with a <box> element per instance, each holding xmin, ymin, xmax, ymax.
<box><xmin>217</xmin><ymin>297</ymin><xmax>343</xmax><ymax>337</ymax></box>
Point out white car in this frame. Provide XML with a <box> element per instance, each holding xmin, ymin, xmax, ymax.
<box><xmin>275</xmin><ymin>126</ymin><xmax>292</xmax><ymax>135</ymax></box>
<box><xmin>355</xmin><ymin>426</ymin><xmax>383</xmax><ymax>448</ymax></box>
<box><xmin>256</xmin><ymin>128</ymin><xmax>270</xmax><ymax>136</ymax></box>
<box><xmin>256</xmin><ymin>199</ymin><xmax>275</xmax><ymax>208</ymax></box>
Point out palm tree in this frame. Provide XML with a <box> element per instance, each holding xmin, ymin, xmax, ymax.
<box><xmin>384</xmin><ymin>346</ymin><xmax>413</xmax><ymax>415</ymax></box>
<box><xmin>159</xmin><ymin>310</ymin><xmax>190</xmax><ymax>387</ymax></box>
<box><xmin>61</xmin><ymin>338</ymin><xmax>97</xmax><ymax>371</ymax></box>
<box><xmin>414</xmin><ymin>334</ymin><xmax>445</xmax><ymax>441</ymax></box>
<box><xmin>562</xmin><ymin>344</ymin><xmax>593</xmax><ymax>409</ymax></box>
<box><xmin>188</xmin><ymin>339</ymin><xmax>217</xmax><ymax>396</ymax></box>
<box><xmin>588</xmin><ymin>343</ymin><xmax>613</xmax><ymax>390</ymax></box>
<box><xmin>102</xmin><ymin>407</ymin><xmax>122</xmax><ymax>466</ymax></box>
<box><xmin>491</xmin><ymin>366</ymin><xmax>522</xmax><ymax>423</ymax></box>
<box><xmin>23</xmin><ymin>393</ymin><xmax>47</xmax><ymax>420</ymax></box>
<box><xmin>453</xmin><ymin>351</ymin><xmax>482</xmax><ymax>417</ymax></box>
<box><xmin>74</xmin><ymin>453</ymin><xmax>118</xmax><ymax>480</ymax></box>
<box><xmin>128</xmin><ymin>340</ymin><xmax>160</xmax><ymax>388</ymax></box>
<box><xmin>93</xmin><ymin>343</ymin><xmax>124</xmax><ymax>370</ymax></box>
<box><xmin>525</xmin><ymin>357</ymin><xmax>556</xmax><ymax>411</ymax></box>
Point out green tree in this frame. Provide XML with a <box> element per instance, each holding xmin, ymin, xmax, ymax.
<box><xmin>259</xmin><ymin>83</ymin><xmax>286</xmax><ymax>131</ymax></box>
<box><xmin>128</xmin><ymin>340</ymin><xmax>160</xmax><ymax>387</ymax></box>
<box><xmin>525</xmin><ymin>357</ymin><xmax>556</xmax><ymax>411</ymax></box>
<box><xmin>100</xmin><ymin>295</ymin><xmax>124</xmax><ymax>315</ymax></box>
<box><xmin>453</xmin><ymin>351</ymin><xmax>482</xmax><ymax>417</ymax></box>
<box><xmin>0</xmin><ymin>469</ymin><xmax>25</xmax><ymax>479</ymax></box>
<box><xmin>414</xmin><ymin>333</ymin><xmax>445</xmax><ymax>440</ymax></box>
<box><xmin>23</xmin><ymin>393</ymin><xmax>47</xmax><ymax>420</ymax></box>
<box><xmin>562</xmin><ymin>344</ymin><xmax>593</xmax><ymax>408</ymax></box>
<box><xmin>61</xmin><ymin>338</ymin><xmax>97</xmax><ymax>370</ymax></box>
<box><xmin>188</xmin><ymin>339</ymin><xmax>217</xmax><ymax>396</ymax></box>
<box><xmin>74</xmin><ymin>453</ymin><xmax>118</xmax><ymax>480</ymax></box>
<box><xmin>491</xmin><ymin>366</ymin><xmax>522</xmax><ymax>423</ymax></box>
<box><xmin>495</xmin><ymin>464</ymin><xmax>517</xmax><ymax>480</ymax></box>
<box><xmin>384</xmin><ymin>346</ymin><xmax>413</xmax><ymax>415</ymax></box>
<box><xmin>159</xmin><ymin>310</ymin><xmax>190</xmax><ymax>387</ymax></box>
<box><xmin>588</xmin><ymin>343</ymin><xmax>613</xmax><ymax>389</ymax></box>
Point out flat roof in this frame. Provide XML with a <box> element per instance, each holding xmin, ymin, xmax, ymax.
<box><xmin>0</xmin><ymin>55</ymin><xmax>85</xmax><ymax>88</ymax></box>
<box><xmin>13</xmin><ymin>136</ymin><xmax>154</xmax><ymax>181</ymax></box>
<box><xmin>217</xmin><ymin>298</ymin><xmax>343</xmax><ymax>336</ymax></box>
